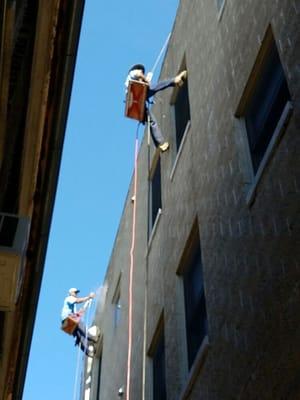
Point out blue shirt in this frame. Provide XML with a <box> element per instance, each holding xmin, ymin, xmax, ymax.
<box><xmin>61</xmin><ymin>295</ymin><xmax>77</xmax><ymax>321</ymax></box>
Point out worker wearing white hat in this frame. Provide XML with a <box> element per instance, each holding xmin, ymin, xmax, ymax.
<box><xmin>61</xmin><ymin>288</ymin><xmax>99</xmax><ymax>356</ymax></box>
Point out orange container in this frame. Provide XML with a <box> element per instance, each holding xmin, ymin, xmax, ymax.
<box><xmin>125</xmin><ymin>80</ymin><xmax>149</xmax><ymax>122</ymax></box>
<box><xmin>61</xmin><ymin>313</ymin><xmax>81</xmax><ymax>335</ymax></box>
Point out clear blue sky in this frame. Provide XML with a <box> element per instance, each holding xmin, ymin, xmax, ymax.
<box><xmin>23</xmin><ymin>1</ymin><xmax>179</xmax><ymax>399</ymax></box>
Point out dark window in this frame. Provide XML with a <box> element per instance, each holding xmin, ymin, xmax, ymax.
<box><xmin>114</xmin><ymin>292</ymin><xmax>121</xmax><ymax>329</ymax></box>
<box><xmin>152</xmin><ymin>329</ymin><xmax>167</xmax><ymax>400</ymax></box>
<box><xmin>0</xmin><ymin>312</ymin><xmax>5</xmax><ymax>358</ymax></box>
<box><xmin>0</xmin><ymin>215</ymin><xmax>18</xmax><ymax>247</ymax></box>
<box><xmin>183</xmin><ymin>243</ymin><xmax>207</xmax><ymax>369</ymax></box>
<box><xmin>112</xmin><ymin>278</ymin><xmax>121</xmax><ymax>330</ymax></box>
<box><xmin>216</xmin><ymin>0</ymin><xmax>225</xmax><ymax>10</ymax></box>
<box><xmin>174</xmin><ymin>78</ymin><xmax>191</xmax><ymax>151</ymax></box>
<box><xmin>15</xmin><ymin>0</ymin><xmax>26</xmax><ymax>24</ymax></box>
<box><xmin>149</xmin><ymin>158</ymin><xmax>162</xmax><ymax>233</ymax></box>
<box><xmin>0</xmin><ymin>3</ymin><xmax>5</xmax><ymax>52</ymax></box>
<box><xmin>96</xmin><ymin>351</ymin><xmax>102</xmax><ymax>400</ymax></box>
<box><xmin>244</xmin><ymin>39</ymin><xmax>291</xmax><ymax>173</ymax></box>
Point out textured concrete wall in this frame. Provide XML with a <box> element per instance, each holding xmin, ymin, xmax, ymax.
<box><xmin>91</xmin><ymin>0</ymin><xmax>300</xmax><ymax>399</ymax></box>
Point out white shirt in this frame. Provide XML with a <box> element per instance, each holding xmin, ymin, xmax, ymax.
<box><xmin>124</xmin><ymin>69</ymin><xmax>142</xmax><ymax>88</ymax></box>
<box><xmin>61</xmin><ymin>295</ymin><xmax>77</xmax><ymax>321</ymax></box>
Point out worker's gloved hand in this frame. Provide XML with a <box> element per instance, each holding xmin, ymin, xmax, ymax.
<box><xmin>89</xmin><ymin>292</ymin><xmax>96</xmax><ymax>299</ymax></box>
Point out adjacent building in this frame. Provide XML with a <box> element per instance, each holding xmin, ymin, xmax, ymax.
<box><xmin>0</xmin><ymin>1</ymin><xmax>84</xmax><ymax>399</ymax></box>
<box><xmin>84</xmin><ymin>0</ymin><xmax>299</xmax><ymax>399</ymax></box>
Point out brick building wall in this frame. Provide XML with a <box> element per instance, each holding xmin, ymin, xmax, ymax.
<box><xmin>88</xmin><ymin>0</ymin><xmax>300</xmax><ymax>399</ymax></box>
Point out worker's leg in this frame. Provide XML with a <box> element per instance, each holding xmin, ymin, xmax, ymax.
<box><xmin>76</xmin><ymin>322</ymin><xmax>87</xmax><ymax>338</ymax></box>
<box><xmin>76</xmin><ymin>339</ymin><xmax>94</xmax><ymax>357</ymax></box>
<box><xmin>72</xmin><ymin>328</ymin><xmax>81</xmax><ymax>347</ymax></box>
<box><xmin>148</xmin><ymin>78</ymin><xmax>175</xmax><ymax>98</ymax></box>
<box><xmin>147</xmin><ymin>71</ymin><xmax>187</xmax><ymax>98</ymax></box>
<box><xmin>75</xmin><ymin>321</ymin><xmax>99</xmax><ymax>344</ymax></box>
<box><xmin>146</xmin><ymin>108</ymin><xmax>170</xmax><ymax>152</ymax></box>
<box><xmin>147</xmin><ymin>108</ymin><xmax>164</xmax><ymax>146</ymax></box>
<box><xmin>79</xmin><ymin>342</ymin><xmax>95</xmax><ymax>357</ymax></box>
<box><xmin>73</xmin><ymin>327</ymin><xmax>95</xmax><ymax>357</ymax></box>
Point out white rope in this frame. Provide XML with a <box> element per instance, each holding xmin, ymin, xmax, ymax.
<box><xmin>81</xmin><ymin>300</ymin><xmax>93</xmax><ymax>399</ymax></box>
<box><xmin>84</xmin><ymin>299</ymin><xmax>93</xmax><ymax>351</ymax></box>
<box><xmin>72</xmin><ymin>297</ymin><xmax>94</xmax><ymax>400</ymax></box>
<box><xmin>73</xmin><ymin>343</ymin><xmax>82</xmax><ymax>400</ymax></box>
<box><xmin>149</xmin><ymin>32</ymin><xmax>171</xmax><ymax>79</ymax></box>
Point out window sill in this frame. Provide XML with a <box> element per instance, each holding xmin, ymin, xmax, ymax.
<box><xmin>246</xmin><ymin>101</ymin><xmax>293</xmax><ymax>206</ymax></box>
<box><xmin>170</xmin><ymin>120</ymin><xmax>191</xmax><ymax>182</ymax></box>
<box><xmin>147</xmin><ymin>208</ymin><xmax>162</xmax><ymax>255</ymax></box>
<box><xmin>179</xmin><ymin>336</ymin><xmax>209</xmax><ymax>400</ymax></box>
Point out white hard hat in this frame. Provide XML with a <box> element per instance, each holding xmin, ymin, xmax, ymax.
<box><xmin>68</xmin><ymin>288</ymin><xmax>80</xmax><ymax>295</ymax></box>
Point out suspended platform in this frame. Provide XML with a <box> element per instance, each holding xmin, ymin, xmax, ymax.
<box><xmin>125</xmin><ymin>80</ymin><xmax>149</xmax><ymax>122</ymax></box>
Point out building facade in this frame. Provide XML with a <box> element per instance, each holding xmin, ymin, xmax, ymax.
<box><xmin>85</xmin><ymin>0</ymin><xmax>300</xmax><ymax>399</ymax></box>
<box><xmin>0</xmin><ymin>1</ymin><xmax>84</xmax><ymax>399</ymax></box>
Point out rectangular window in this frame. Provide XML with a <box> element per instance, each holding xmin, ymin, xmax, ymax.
<box><xmin>149</xmin><ymin>157</ymin><xmax>162</xmax><ymax>234</ymax></box>
<box><xmin>0</xmin><ymin>311</ymin><xmax>5</xmax><ymax>358</ymax></box>
<box><xmin>173</xmin><ymin>76</ymin><xmax>191</xmax><ymax>151</ymax></box>
<box><xmin>112</xmin><ymin>278</ymin><xmax>121</xmax><ymax>329</ymax></box>
<box><xmin>96</xmin><ymin>350</ymin><xmax>102</xmax><ymax>400</ymax></box>
<box><xmin>0</xmin><ymin>214</ymin><xmax>18</xmax><ymax>247</ymax></box>
<box><xmin>240</xmin><ymin>29</ymin><xmax>291</xmax><ymax>174</ymax></box>
<box><xmin>149</xmin><ymin>317</ymin><xmax>167</xmax><ymax>400</ymax></box>
<box><xmin>114</xmin><ymin>292</ymin><xmax>121</xmax><ymax>328</ymax></box>
<box><xmin>216</xmin><ymin>0</ymin><xmax>225</xmax><ymax>11</ymax></box>
<box><xmin>179</xmin><ymin>223</ymin><xmax>208</xmax><ymax>369</ymax></box>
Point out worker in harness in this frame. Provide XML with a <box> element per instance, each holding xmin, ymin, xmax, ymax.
<box><xmin>125</xmin><ymin>64</ymin><xmax>187</xmax><ymax>152</ymax></box>
<box><xmin>61</xmin><ymin>288</ymin><xmax>99</xmax><ymax>357</ymax></box>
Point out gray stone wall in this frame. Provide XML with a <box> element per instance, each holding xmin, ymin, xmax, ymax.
<box><xmin>89</xmin><ymin>0</ymin><xmax>300</xmax><ymax>399</ymax></box>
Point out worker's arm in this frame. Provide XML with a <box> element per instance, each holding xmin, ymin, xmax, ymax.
<box><xmin>75</xmin><ymin>292</ymin><xmax>95</xmax><ymax>304</ymax></box>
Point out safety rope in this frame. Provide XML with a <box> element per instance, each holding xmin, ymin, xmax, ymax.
<box><xmin>126</xmin><ymin>31</ymin><xmax>167</xmax><ymax>393</ymax></box>
<box><xmin>126</xmin><ymin>123</ymin><xmax>140</xmax><ymax>400</ymax></box>
<box><xmin>149</xmin><ymin>32</ymin><xmax>171</xmax><ymax>80</ymax></box>
<box><xmin>83</xmin><ymin>299</ymin><xmax>93</xmax><ymax>356</ymax></box>
<box><xmin>142</xmin><ymin>115</ymin><xmax>151</xmax><ymax>400</ymax></box>
<box><xmin>81</xmin><ymin>300</ymin><xmax>93</xmax><ymax>399</ymax></box>
<box><xmin>72</xmin><ymin>298</ymin><xmax>93</xmax><ymax>400</ymax></box>
<box><xmin>73</xmin><ymin>342</ymin><xmax>82</xmax><ymax>400</ymax></box>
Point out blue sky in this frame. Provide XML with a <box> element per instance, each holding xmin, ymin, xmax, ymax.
<box><xmin>23</xmin><ymin>1</ymin><xmax>179</xmax><ymax>399</ymax></box>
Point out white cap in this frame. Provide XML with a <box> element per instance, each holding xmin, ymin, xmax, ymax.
<box><xmin>68</xmin><ymin>288</ymin><xmax>80</xmax><ymax>295</ymax></box>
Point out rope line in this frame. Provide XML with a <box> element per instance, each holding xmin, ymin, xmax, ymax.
<box><xmin>126</xmin><ymin>44</ymin><xmax>171</xmax><ymax>400</ymax></box>
<box><xmin>142</xmin><ymin>114</ymin><xmax>151</xmax><ymax>400</ymax></box>
<box><xmin>73</xmin><ymin>344</ymin><xmax>82</xmax><ymax>400</ymax></box>
<box><xmin>149</xmin><ymin>32</ymin><xmax>171</xmax><ymax>77</ymax></box>
<box><xmin>72</xmin><ymin>298</ymin><xmax>93</xmax><ymax>400</ymax></box>
<box><xmin>81</xmin><ymin>300</ymin><xmax>93</xmax><ymax>399</ymax></box>
<box><xmin>126</xmin><ymin>123</ymin><xmax>140</xmax><ymax>400</ymax></box>
<box><xmin>83</xmin><ymin>299</ymin><xmax>93</xmax><ymax>357</ymax></box>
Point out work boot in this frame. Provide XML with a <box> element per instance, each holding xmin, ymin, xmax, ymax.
<box><xmin>174</xmin><ymin>70</ymin><xmax>187</xmax><ymax>87</ymax></box>
<box><xmin>159</xmin><ymin>142</ymin><xmax>169</xmax><ymax>152</ymax></box>
<box><xmin>88</xmin><ymin>326</ymin><xmax>100</xmax><ymax>342</ymax></box>
<box><xmin>86</xmin><ymin>345</ymin><xmax>95</xmax><ymax>358</ymax></box>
